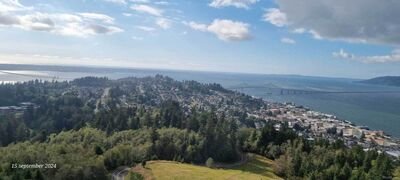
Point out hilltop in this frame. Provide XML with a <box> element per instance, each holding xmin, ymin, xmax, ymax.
<box><xmin>0</xmin><ymin>76</ymin><xmax>397</xmax><ymax>179</ymax></box>
<box><xmin>131</xmin><ymin>154</ymin><xmax>281</xmax><ymax>180</ymax></box>
<box><xmin>360</xmin><ymin>76</ymin><xmax>400</xmax><ymax>87</ymax></box>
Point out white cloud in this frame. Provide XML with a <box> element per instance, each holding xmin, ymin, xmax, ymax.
<box><xmin>0</xmin><ymin>0</ymin><xmax>123</xmax><ymax>37</ymax></box>
<box><xmin>54</xmin><ymin>14</ymin><xmax>82</xmax><ymax>23</ymax></box>
<box><xmin>130</xmin><ymin>4</ymin><xmax>162</xmax><ymax>17</ymax></box>
<box><xmin>18</xmin><ymin>12</ymin><xmax>55</xmax><ymax>31</ymax></box>
<box><xmin>0</xmin><ymin>53</ymin><xmax>122</xmax><ymax>68</ymax></box>
<box><xmin>77</xmin><ymin>13</ymin><xmax>114</xmax><ymax>24</ymax></box>
<box><xmin>84</xmin><ymin>24</ymin><xmax>122</xmax><ymax>35</ymax></box>
<box><xmin>185</xmin><ymin>19</ymin><xmax>250</xmax><ymax>41</ymax></box>
<box><xmin>184</xmin><ymin>21</ymin><xmax>207</xmax><ymax>31</ymax></box>
<box><xmin>0</xmin><ymin>0</ymin><xmax>31</xmax><ymax>13</ymax></box>
<box><xmin>332</xmin><ymin>49</ymin><xmax>355</xmax><ymax>60</ymax></box>
<box><xmin>131</xmin><ymin>36</ymin><xmax>143</xmax><ymax>40</ymax></box>
<box><xmin>0</xmin><ymin>52</ymin><xmax>214</xmax><ymax>71</ymax></box>
<box><xmin>333</xmin><ymin>49</ymin><xmax>400</xmax><ymax>63</ymax></box>
<box><xmin>292</xmin><ymin>28</ymin><xmax>306</xmax><ymax>34</ymax></box>
<box><xmin>269</xmin><ymin>0</ymin><xmax>400</xmax><ymax>46</ymax></box>
<box><xmin>281</xmin><ymin>37</ymin><xmax>295</xmax><ymax>44</ymax></box>
<box><xmin>0</xmin><ymin>10</ymin><xmax>123</xmax><ymax>37</ymax></box>
<box><xmin>0</xmin><ymin>13</ymin><xmax>20</xmax><ymax>25</ymax></box>
<box><xmin>130</xmin><ymin>0</ymin><xmax>150</xmax><ymax>3</ymax></box>
<box><xmin>122</xmin><ymin>13</ymin><xmax>132</xmax><ymax>17</ymax></box>
<box><xmin>55</xmin><ymin>23</ymin><xmax>123</xmax><ymax>37</ymax></box>
<box><xmin>156</xmin><ymin>18</ymin><xmax>171</xmax><ymax>29</ymax></box>
<box><xmin>154</xmin><ymin>1</ymin><xmax>169</xmax><ymax>5</ymax></box>
<box><xmin>208</xmin><ymin>19</ymin><xmax>250</xmax><ymax>41</ymax></box>
<box><xmin>209</xmin><ymin>0</ymin><xmax>259</xmax><ymax>9</ymax></box>
<box><xmin>103</xmin><ymin>0</ymin><xmax>126</xmax><ymax>5</ymax></box>
<box><xmin>263</xmin><ymin>8</ymin><xmax>287</xmax><ymax>27</ymax></box>
<box><xmin>136</xmin><ymin>25</ymin><xmax>156</xmax><ymax>32</ymax></box>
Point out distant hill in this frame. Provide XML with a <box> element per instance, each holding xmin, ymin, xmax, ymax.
<box><xmin>360</xmin><ymin>76</ymin><xmax>400</xmax><ymax>87</ymax></box>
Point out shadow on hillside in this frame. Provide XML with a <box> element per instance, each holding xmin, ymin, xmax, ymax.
<box><xmin>231</xmin><ymin>154</ymin><xmax>279</xmax><ymax>179</ymax></box>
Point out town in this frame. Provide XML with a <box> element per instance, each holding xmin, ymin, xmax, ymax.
<box><xmin>250</xmin><ymin>102</ymin><xmax>400</xmax><ymax>159</ymax></box>
<box><xmin>2</xmin><ymin>76</ymin><xmax>398</xmax><ymax>159</ymax></box>
<box><xmin>69</xmin><ymin>75</ymin><xmax>400</xmax><ymax>159</ymax></box>
<box><xmin>0</xmin><ymin>76</ymin><xmax>399</xmax><ymax>179</ymax></box>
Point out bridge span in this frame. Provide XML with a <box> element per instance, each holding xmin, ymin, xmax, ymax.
<box><xmin>227</xmin><ymin>86</ymin><xmax>400</xmax><ymax>95</ymax></box>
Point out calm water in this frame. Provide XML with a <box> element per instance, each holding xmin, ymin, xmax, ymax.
<box><xmin>1</xmin><ymin>68</ymin><xmax>400</xmax><ymax>137</ymax></box>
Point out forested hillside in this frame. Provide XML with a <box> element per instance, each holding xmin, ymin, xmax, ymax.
<box><xmin>0</xmin><ymin>76</ymin><xmax>398</xmax><ymax>179</ymax></box>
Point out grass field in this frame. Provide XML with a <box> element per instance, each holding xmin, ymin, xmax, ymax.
<box><xmin>132</xmin><ymin>154</ymin><xmax>281</xmax><ymax>180</ymax></box>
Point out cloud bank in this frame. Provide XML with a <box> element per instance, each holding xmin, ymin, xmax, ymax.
<box><xmin>209</xmin><ymin>0</ymin><xmax>259</xmax><ymax>9</ymax></box>
<box><xmin>281</xmin><ymin>37</ymin><xmax>295</xmax><ymax>44</ymax></box>
<box><xmin>130</xmin><ymin>4</ymin><xmax>163</xmax><ymax>17</ymax></box>
<box><xmin>333</xmin><ymin>49</ymin><xmax>400</xmax><ymax>63</ymax></box>
<box><xmin>265</xmin><ymin>0</ymin><xmax>400</xmax><ymax>46</ymax></box>
<box><xmin>0</xmin><ymin>0</ymin><xmax>123</xmax><ymax>37</ymax></box>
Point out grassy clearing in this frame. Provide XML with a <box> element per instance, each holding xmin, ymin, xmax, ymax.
<box><xmin>132</xmin><ymin>154</ymin><xmax>281</xmax><ymax>180</ymax></box>
<box><xmin>126</xmin><ymin>171</ymin><xmax>145</xmax><ymax>180</ymax></box>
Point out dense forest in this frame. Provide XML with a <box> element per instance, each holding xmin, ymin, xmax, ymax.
<box><xmin>0</xmin><ymin>76</ymin><xmax>398</xmax><ymax>179</ymax></box>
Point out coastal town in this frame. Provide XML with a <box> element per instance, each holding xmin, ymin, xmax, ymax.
<box><xmin>248</xmin><ymin>101</ymin><xmax>400</xmax><ymax>158</ymax></box>
<box><xmin>2</xmin><ymin>0</ymin><xmax>400</xmax><ymax>177</ymax></box>
<box><xmin>115</xmin><ymin>76</ymin><xmax>400</xmax><ymax>159</ymax></box>
<box><xmin>1</xmin><ymin>75</ymin><xmax>400</xmax><ymax>159</ymax></box>
<box><xmin>0</xmin><ymin>75</ymin><xmax>399</xmax><ymax>179</ymax></box>
<box><xmin>119</xmin><ymin>76</ymin><xmax>400</xmax><ymax>159</ymax></box>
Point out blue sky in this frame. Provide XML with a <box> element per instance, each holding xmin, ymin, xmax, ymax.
<box><xmin>0</xmin><ymin>0</ymin><xmax>400</xmax><ymax>78</ymax></box>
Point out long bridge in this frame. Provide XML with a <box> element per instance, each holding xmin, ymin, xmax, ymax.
<box><xmin>227</xmin><ymin>85</ymin><xmax>400</xmax><ymax>95</ymax></box>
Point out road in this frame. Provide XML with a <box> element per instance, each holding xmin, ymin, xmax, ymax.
<box><xmin>111</xmin><ymin>166</ymin><xmax>130</xmax><ymax>180</ymax></box>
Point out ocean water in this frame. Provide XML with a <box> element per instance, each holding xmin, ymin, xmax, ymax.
<box><xmin>1</xmin><ymin>68</ymin><xmax>400</xmax><ymax>137</ymax></box>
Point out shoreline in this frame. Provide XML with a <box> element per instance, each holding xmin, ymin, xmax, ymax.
<box><xmin>249</xmin><ymin>94</ymin><xmax>398</xmax><ymax>139</ymax></box>
<box><xmin>1</xmin><ymin>73</ymin><xmax>399</xmax><ymax>148</ymax></box>
<box><xmin>259</xmin><ymin>100</ymin><xmax>400</xmax><ymax>157</ymax></box>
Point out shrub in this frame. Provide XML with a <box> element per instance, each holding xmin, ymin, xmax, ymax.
<box><xmin>129</xmin><ymin>172</ymin><xmax>144</xmax><ymax>180</ymax></box>
<box><xmin>205</xmin><ymin>157</ymin><xmax>214</xmax><ymax>168</ymax></box>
